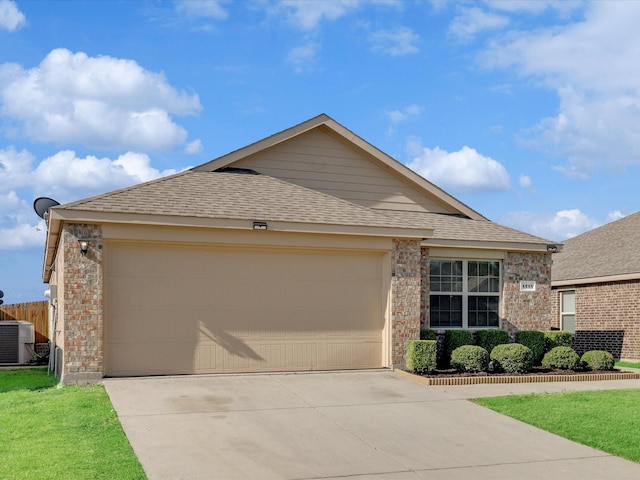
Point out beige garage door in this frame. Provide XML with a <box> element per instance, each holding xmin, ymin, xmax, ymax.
<box><xmin>105</xmin><ymin>242</ymin><xmax>385</xmax><ymax>376</ymax></box>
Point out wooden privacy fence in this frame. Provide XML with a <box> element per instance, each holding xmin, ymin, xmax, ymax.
<box><xmin>0</xmin><ymin>301</ymin><xmax>49</xmax><ymax>344</ymax></box>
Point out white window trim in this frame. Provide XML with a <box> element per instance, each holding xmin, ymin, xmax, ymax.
<box><xmin>559</xmin><ymin>289</ymin><xmax>576</xmax><ymax>331</ymax></box>
<box><xmin>430</xmin><ymin>258</ymin><xmax>502</xmax><ymax>329</ymax></box>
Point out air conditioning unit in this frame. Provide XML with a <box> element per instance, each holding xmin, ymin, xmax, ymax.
<box><xmin>0</xmin><ymin>321</ymin><xmax>35</xmax><ymax>364</ymax></box>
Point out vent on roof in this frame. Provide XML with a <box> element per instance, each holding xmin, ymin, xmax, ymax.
<box><xmin>214</xmin><ymin>167</ymin><xmax>260</xmax><ymax>175</ymax></box>
<box><xmin>436</xmin><ymin>213</ymin><xmax>471</xmax><ymax>219</ymax></box>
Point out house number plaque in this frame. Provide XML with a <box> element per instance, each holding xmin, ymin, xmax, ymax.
<box><xmin>520</xmin><ymin>281</ymin><xmax>536</xmax><ymax>292</ymax></box>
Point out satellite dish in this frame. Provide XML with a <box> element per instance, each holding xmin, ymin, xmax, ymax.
<box><xmin>33</xmin><ymin>197</ymin><xmax>60</xmax><ymax>220</ymax></box>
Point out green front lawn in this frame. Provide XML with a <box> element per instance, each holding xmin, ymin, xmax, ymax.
<box><xmin>616</xmin><ymin>361</ymin><xmax>640</xmax><ymax>369</ymax></box>
<box><xmin>0</xmin><ymin>368</ymin><xmax>145</xmax><ymax>480</ymax></box>
<box><xmin>475</xmin><ymin>389</ymin><xmax>640</xmax><ymax>463</ymax></box>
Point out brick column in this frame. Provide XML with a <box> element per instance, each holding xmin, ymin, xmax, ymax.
<box><xmin>391</xmin><ymin>239</ymin><xmax>421</xmax><ymax>368</ymax></box>
<box><xmin>61</xmin><ymin>223</ymin><xmax>104</xmax><ymax>384</ymax></box>
<box><xmin>502</xmin><ymin>252</ymin><xmax>552</xmax><ymax>335</ymax></box>
<box><xmin>420</xmin><ymin>247</ymin><xmax>430</xmax><ymax>329</ymax></box>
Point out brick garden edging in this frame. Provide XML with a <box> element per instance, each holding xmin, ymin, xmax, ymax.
<box><xmin>395</xmin><ymin>368</ymin><xmax>640</xmax><ymax>386</ymax></box>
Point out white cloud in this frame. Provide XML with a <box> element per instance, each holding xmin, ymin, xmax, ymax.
<box><xmin>407</xmin><ymin>137</ymin><xmax>511</xmax><ymax>193</ymax></box>
<box><xmin>31</xmin><ymin>150</ymin><xmax>178</xmax><ymax>200</ymax></box>
<box><xmin>501</xmin><ymin>208</ymin><xmax>603</xmax><ymax>241</ymax></box>
<box><xmin>485</xmin><ymin>0</ymin><xmax>583</xmax><ymax>16</ymax></box>
<box><xmin>184</xmin><ymin>139</ymin><xmax>203</xmax><ymax>154</ymax></box>
<box><xmin>0</xmin><ymin>191</ymin><xmax>45</xmax><ymax>249</ymax></box>
<box><xmin>385</xmin><ymin>104</ymin><xmax>421</xmax><ymax>124</ymax></box>
<box><xmin>175</xmin><ymin>0</ymin><xmax>229</xmax><ymax>19</ymax></box>
<box><xmin>0</xmin><ymin>0</ymin><xmax>26</xmax><ymax>32</ymax></box>
<box><xmin>519</xmin><ymin>174</ymin><xmax>532</xmax><ymax>188</ymax></box>
<box><xmin>607</xmin><ymin>210</ymin><xmax>626</xmax><ymax>223</ymax></box>
<box><xmin>0</xmin><ymin>48</ymin><xmax>201</xmax><ymax>151</ymax></box>
<box><xmin>370</xmin><ymin>27</ymin><xmax>419</xmax><ymax>56</ymax></box>
<box><xmin>479</xmin><ymin>2</ymin><xmax>640</xmax><ymax>176</ymax></box>
<box><xmin>385</xmin><ymin>105</ymin><xmax>421</xmax><ymax>136</ymax></box>
<box><xmin>286</xmin><ymin>41</ymin><xmax>320</xmax><ymax>73</ymax></box>
<box><xmin>0</xmin><ymin>221</ymin><xmax>45</xmax><ymax>248</ymax></box>
<box><xmin>273</xmin><ymin>0</ymin><xmax>400</xmax><ymax>30</ymax></box>
<box><xmin>278</xmin><ymin>0</ymin><xmax>361</xmax><ymax>30</ymax></box>
<box><xmin>449</xmin><ymin>7</ymin><xmax>509</xmax><ymax>43</ymax></box>
<box><xmin>0</xmin><ymin>146</ymin><xmax>34</xmax><ymax>191</ymax></box>
<box><xmin>0</xmin><ymin>146</ymin><xmax>182</xmax><ymax>250</ymax></box>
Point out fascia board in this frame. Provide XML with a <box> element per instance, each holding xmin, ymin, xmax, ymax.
<box><xmin>50</xmin><ymin>208</ymin><xmax>430</xmax><ymax>237</ymax></box>
<box><xmin>422</xmin><ymin>238</ymin><xmax>561</xmax><ymax>253</ymax></box>
<box><xmin>552</xmin><ymin>272</ymin><xmax>640</xmax><ymax>288</ymax></box>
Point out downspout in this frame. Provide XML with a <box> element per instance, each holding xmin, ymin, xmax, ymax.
<box><xmin>45</xmin><ymin>289</ymin><xmax>57</xmax><ymax>375</ymax></box>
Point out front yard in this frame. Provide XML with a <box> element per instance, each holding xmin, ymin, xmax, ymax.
<box><xmin>0</xmin><ymin>368</ymin><xmax>145</xmax><ymax>480</ymax></box>
<box><xmin>476</xmin><ymin>389</ymin><xmax>640</xmax><ymax>464</ymax></box>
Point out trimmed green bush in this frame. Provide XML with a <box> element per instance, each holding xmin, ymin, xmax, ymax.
<box><xmin>581</xmin><ymin>350</ymin><xmax>615</xmax><ymax>371</ymax></box>
<box><xmin>544</xmin><ymin>331</ymin><xmax>573</xmax><ymax>351</ymax></box>
<box><xmin>542</xmin><ymin>346</ymin><xmax>581</xmax><ymax>370</ymax></box>
<box><xmin>444</xmin><ymin>330</ymin><xmax>474</xmax><ymax>367</ymax></box>
<box><xmin>515</xmin><ymin>330</ymin><xmax>546</xmax><ymax>364</ymax></box>
<box><xmin>490</xmin><ymin>343</ymin><xmax>534</xmax><ymax>373</ymax></box>
<box><xmin>475</xmin><ymin>329</ymin><xmax>509</xmax><ymax>354</ymax></box>
<box><xmin>451</xmin><ymin>345</ymin><xmax>489</xmax><ymax>373</ymax></box>
<box><xmin>420</xmin><ymin>329</ymin><xmax>437</xmax><ymax>340</ymax></box>
<box><xmin>405</xmin><ymin>340</ymin><xmax>437</xmax><ymax>374</ymax></box>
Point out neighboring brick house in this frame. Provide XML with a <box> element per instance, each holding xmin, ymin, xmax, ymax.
<box><xmin>42</xmin><ymin>114</ymin><xmax>558</xmax><ymax>383</ymax></box>
<box><xmin>551</xmin><ymin>211</ymin><xmax>640</xmax><ymax>361</ymax></box>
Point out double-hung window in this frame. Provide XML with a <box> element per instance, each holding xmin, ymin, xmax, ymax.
<box><xmin>429</xmin><ymin>259</ymin><xmax>501</xmax><ymax>329</ymax></box>
<box><xmin>560</xmin><ymin>290</ymin><xmax>576</xmax><ymax>332</ymax></box>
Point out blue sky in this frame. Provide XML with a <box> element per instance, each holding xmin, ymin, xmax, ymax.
<box><xmin>1</xmin><ymin>0</ymin><xmax>639</xmax><ymax>302</ymax></box>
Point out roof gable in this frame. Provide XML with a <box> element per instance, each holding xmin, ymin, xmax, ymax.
<box><xmin>194</xmin><ymin>114</ymin><xmax>486</xmax><ymax>220</ymax></box>
<box><xmin>552</xmin><ymin>211</ymin><xmax>640</xmax><ymax>284</ymax></box>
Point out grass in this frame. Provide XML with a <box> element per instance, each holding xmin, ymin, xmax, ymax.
<box><xmin>476</xmin><ymin>389</ymin><xmax>640</xmax><ymax>463</ymax></box>
<box><xmin>616</xmin><ymin>361</ymin><xmax>640</xmax><ymax>369</ymax></box>
<box><xmin>0</xmin><ymin>368</ymin><xmax>146</xmax><ymax>480</ymax></box>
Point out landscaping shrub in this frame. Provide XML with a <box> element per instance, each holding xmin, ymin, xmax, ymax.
<box><xmin>542</xmin><ymin>346</ymin><xmax>581</xmax><ymax>370</ymax></box>
<box><xmin>515</xmin><ymin>330</ymin><xmax>546</xmax><ymax>364</ymax></box>
<box><xmin>490</xmin><ymin>343</ymin><xmax>534</xmax><ymax>373</ymax></box>
<box><xmin>475</xmin><ymin>329</ymin><xmax>509</xmax><ymax>354</ymax></box>
<box><xmin>444</xmin><ymin>330</ymin><xmax>474</xmax><ymax>367</ymax></box>
<box><xmin>581</xmin><ymin>350</ymin><xmax>615</xmax><ymax>371</ymax></box>
<box><xmin>405</xmin><ymin>340</ymin><xmax>437</xmax><ymax>374</ymax></box>
<box><xmin>451</xmin><ymin>345</ymin><xmax>489</xmax><ymax>373</ymax></box>
<box><xmin>420</xmin><ymin>329</ymin><xmax>437</xmax><ymax>340</ymax></box>
<box><xmin>544</xmin><ymin>331</ymin><xmax>573</xmax><ymax>351</ymax></box>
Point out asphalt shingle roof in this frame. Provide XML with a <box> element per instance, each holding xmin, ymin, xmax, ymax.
<box><xmin>378</xmin><ymin>210</ymin><xmax>554</xmax><ymax>245</ymax></box>
<box><xmin>551</xmin><ymin>211</ymin><xmax>640</xmax><ymax>282</ymax></box>
<box><xmin>60</xmin><ymin>170</ymin><xmax>423</xmax><ymax>230</ymax></box>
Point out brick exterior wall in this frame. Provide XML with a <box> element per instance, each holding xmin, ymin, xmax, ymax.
<box><xmin>502</xmin><ymin>252</ymin><xmax>553</xmax><ymax>335</ymax></box>
<box><xmin>391</xmin><ymin>239</ymin><xmax>421</xmax><ymax>368</ymax></box>
<box><xmin>60</xmin><ymin>223</ymin><xmax>104</xmax><ymax>384</ymax></box>
<box><xmin>420</xmin><ymin>251</ymin><xmax>553</xmax><ymax>335</ymax></box>
<box><xmin>420</xmin><ymin>247</ymin><xmax>430</xmax><ymax>329</ymax></box>
<box><xmin>550</xmin><ymin>287</ymin><xmax>560</xmax><ymax>329</ymax></box>
<box><xmin>552</xmin><ymin>280</ymin><xmax>640</xmax><ymax>360</ymax></box>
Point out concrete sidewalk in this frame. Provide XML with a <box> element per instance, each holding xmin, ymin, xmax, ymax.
<box><xmin>104</xmin><ymin>371</ymin><xmax>640</xmax><ymax>480</ymax></box>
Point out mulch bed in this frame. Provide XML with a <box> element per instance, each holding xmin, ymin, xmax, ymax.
<box><xmin>421</xmin><ymin>366</ymin><xmax>613</xmax><ymax>378</ymax></box>
<box><xmin>399</xmin><ymin>367</ymin><xmax>640</xmax><ymax>386</ymax></box>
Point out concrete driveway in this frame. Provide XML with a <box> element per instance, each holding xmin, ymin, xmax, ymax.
<box><xmin>104</xmin><ymin>371</ymin><xmax>640</xmax><ymax>480</ymax></box>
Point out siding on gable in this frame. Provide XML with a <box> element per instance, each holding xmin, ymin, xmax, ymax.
<box><xmin>232</xmin><ymin>128</ymin><xmax>458</xmax><ymax>214</ymax></box>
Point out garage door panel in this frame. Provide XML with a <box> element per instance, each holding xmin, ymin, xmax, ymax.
<box><xmin>106</xmin><ymin>243</ymin><xmax>385</xmax><ymax>376</ymax></box>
